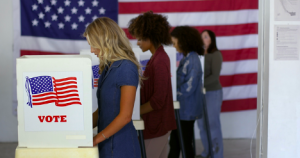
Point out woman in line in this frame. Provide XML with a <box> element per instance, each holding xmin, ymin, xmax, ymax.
<box><xmin>86</xmin><ymin>17</ymin><xmax>142</xmax><ymax>158</ymax></box>
<box><xmin>128</xmin><ymin>11</ymin><xmax>177</xmax><ymax>158</ymax></box>
<box><xmin>197</xmin><ymin>30</ymin><xmax>223</xmax><ymax>158</ymax></box>
<box><xmin>168</xmin><ymin>26</ymin><xmax>204</xmax><ymax>158</ymax></box>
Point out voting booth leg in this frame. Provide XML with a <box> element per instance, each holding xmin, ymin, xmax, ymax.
<box><xmin>138</xmin><ymin>130</ymin><xmax>147</xmax><ymax>158</ymax></box>
<box><xmin>202</xmin><ymin>96</ymin><xmax>214</xmax><ymax>158</ymax></box>
<box><xmin>192</xmin><ymin>127</ymin><xmax>196</xmax><ymax>156</ymax></box>
<box><xmin>175</xmin><ymin>109</ymin><xmax>187</xmax><ymax>158</ymax></box>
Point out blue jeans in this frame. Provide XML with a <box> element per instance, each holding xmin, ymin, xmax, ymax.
<box><xmin>197</xmin><ymin>89</ymin><xmax>223</xmax><ymax>158</ymax></box>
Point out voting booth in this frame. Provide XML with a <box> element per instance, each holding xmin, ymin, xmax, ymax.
<box><xmin>16</xmin><ymin>55</ymin><xmax>97</xmax><ymax>157</ymax></box>
<box><xmin>78</xmin><ymin>51</ymin><xmax>102</xmax><ymax>113</ymax></box>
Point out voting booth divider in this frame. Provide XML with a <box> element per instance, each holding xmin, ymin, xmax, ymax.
<box><xmin>15</xmin><ymin>55</ymin><xmax>97</xmax><ymax>158</ymax></box>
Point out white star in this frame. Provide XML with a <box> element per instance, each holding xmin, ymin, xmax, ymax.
<box><xmin>92</xmin><ymin>15</ymin><xmax>97</xmax><ymax>21</ymax></box>
<box><xmin>45</xmin><ymin>21</ymin><xmax>51</xmax><ymax>28</ymax></box>
<box><xmin>51</xmin><ymin>0</ymin><xmax>57</xmax><ymax>5</ymax></box>
<box><xmin>78</xmin><ymin>0</ymin><xmax>85</xmax><ymax>7</ymax></box>
<box><xmin>99</xmin><ymin>7</ymin><xmax>105</xmax><ymax>14</ymax></box>
<box><xmin>65</xmin><ymin>15</ymin><xmax>71</xmax><ymax>22</ymax></box>
<box><xmin>32</xmin><ymin>19</ymin><xmax>38</xmax><ymax>26</ymax></box>
<box><xmin>64</xmin><ymin>0</ymin><xmax>71</xmax><ymax>6</ymax></box>
<box><xmin>38</xmin><ymin>12</ymin><xmax>45</xmax><ymax>19</ymax></box>
<box><xmin>71</xmin><ymin>23</ymin><xmax>78</xmax><ymax>30</ymax></box>
<box><xmin>71</xmin><ymin>7</ymin><xmax>78</xmax><ymax>14</ymax></box>
<box><xmin>51</xmin><ymin>14</ymin><xmax>58</xmax><ymax>21</ymax></box>
<box><xmin>45</xmin><ymin>5</ymin><xmax>51</xmax><ymax>12</ymax></box>
<box><xmin>58</xmin><ymin>7</ymin><xmax>64</xmax><ymax>14</ymax></box>
<box><xmin>37</xmin><ymin>0</ymin><xmax>43</xmax><ymax>4</ymax></box>
<box><xmin>85</xmin><ymin>23</ymin><xmax>89</xmax><ymax>28</ymax></box>
<box><xmin>58</xmin><ymin>22</ymin><xmax>64</xmax><ymax>29</ymax></box>
<box><xmin>92</xmin><ymin>0</ymin><xmax>98</xmax><ymax>7</ymax></box>
<box><xmin>78</xmin><ymin>15</ymin><xmax>85</xmax><ymax>22</ymax></box>
<box><xmin>32</xmin><ymin>4</ymin><xmax>38</xmax><ymax>11</ymax></box>
<box><xmin>85</xmin><ymin>7</ymin><xmax>92</xmax><ymax>14</ymax></box>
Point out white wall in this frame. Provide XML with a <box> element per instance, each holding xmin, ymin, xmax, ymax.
<box><xmin>0</xmin><ymin>0</ymin><xmax>256</xmax><ymax>142</ymax></box>
<box><xmin>263</xmin><ymin>0</ymin><xmax>300</xmax><ymax>157</ymax></box>
<box><xmin>0</xmin><ymin>0</ymin><xmax>18</xmax><ymax>142</ymax></box>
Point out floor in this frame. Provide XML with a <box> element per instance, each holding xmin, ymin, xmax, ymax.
<box><xmin>0</xmin><ymin>139</ymin><xmax>256</xmax><ymax>158</ymax></box>
<box><xmin>194</xmin><ymin>139</ymin><xmax>256</xmax><ymax>158</ymax></box>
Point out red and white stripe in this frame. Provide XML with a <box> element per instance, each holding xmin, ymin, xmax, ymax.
<box><xmin>17</xmin><ymin>0</ymin><xmax>258</xmax><ymax>112</ymax></box>
<box><xmin>32</xmin><ymin>92</ymin><xmax>57</xmax><ymax>106</ymax></box>
<box><xmin>94</xmin><ymin>78</ymin><xmax>99</xmax><ymax>87</ymax></box>
<box><xmin>118</xmin><ymin>0</ymin><xmax>258</xmax><ymax>112</ymax></box>
<box><xmin>54</xmin><ymin>77</ymin><xmax>82</xmax><ymax>107</ymax></box>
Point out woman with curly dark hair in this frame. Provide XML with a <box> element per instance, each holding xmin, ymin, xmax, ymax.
<box><xmin>168</xmin><ymin>26</ymin><xmax>204</xmax><ymax>158</ymax></box>
<box><xmin>128</xmin><ymin>11</ymin><xmax>177</xmax><ymax>158</ymax></box>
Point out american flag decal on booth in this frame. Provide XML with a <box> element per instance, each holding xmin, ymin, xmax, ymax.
<box><xmin>25</xmin><ymin>76</ymin><xmax>82</xmax><ymax>108</ymax></box>
<box><xmin>92</xmin><ymin>65</ymin><xmax>100</xmax><ymax>88</ymax></box>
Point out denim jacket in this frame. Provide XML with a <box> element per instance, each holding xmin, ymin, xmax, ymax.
<box><xmin>177</xmin><ymin>51</ymin><xmax>204</xmax><ymax>120</ymax></box>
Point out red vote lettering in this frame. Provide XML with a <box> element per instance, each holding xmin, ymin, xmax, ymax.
<box><xmin>45</xmin><ymin>116</ymin><xmax>53</xmax><ymax>122</ymax></box>
<box><xmin>38</xmin><ymin>116</ymin><xmax>45</xmax><ymax>122</ymax></box>
<box><xmin>61</xmin><ymin>115</ymin><xmax>67</xmax><ymax>122</ymax></box>
<box><xmin>38</xmin><ymin>115</ymin><xmax>67</xmax><ymax>123</ymax></box>
<box><xmin>53</xmin><ymin>115</ymin><xmax>60</xmax><ymax>122</ymax></box>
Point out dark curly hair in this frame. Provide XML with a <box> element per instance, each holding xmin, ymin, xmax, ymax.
<box><xmin>202</xmin><ymin>30</ymin><xmax>218</xmax><ymax>54</ymax></box>
<box><xmin>170</xmin><ymin>26</ymin><xmax>204</xmax><ymax>56</ymax></box>
<box><xmin>128</xmin><ymin>11</ymin><xmax>172</xmax><ymax>48</ymax></box>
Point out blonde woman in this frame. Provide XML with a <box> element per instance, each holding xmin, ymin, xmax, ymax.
<box><xmin>85</xmin><ymin>17</ymin><xmax>142</xmax><ymax>158</ymax></box>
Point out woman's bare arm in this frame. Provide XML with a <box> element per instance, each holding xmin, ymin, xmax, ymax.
<box><xmin>93</xmin><ymin>85</ymin><xmax>136</xmax><ymax>146</ymax></box>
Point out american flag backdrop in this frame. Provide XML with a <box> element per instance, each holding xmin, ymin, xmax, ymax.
<box><xmin>14</xmin><ymin>0</ymin><xmax>258</xmax><ymax>112</ymax></box>
<box><xmin>25</xmin><ymin>76</ymin><xmax>82</xmax><ymax>107</ymax></box>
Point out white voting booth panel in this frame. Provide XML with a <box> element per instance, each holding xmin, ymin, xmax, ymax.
<box><xmin>80</xmin><ymin>50</ymin><xmax>141</xmax><ymax>120</ymax></box>
<box><xmin>17</xmin><ymin>55</ymin><xmax>93</xmax><ymax>148</ymax></box>
<box><xmin>135</xmin><ymin>46</ymin><xmax>177</xmax><ymax>101</ymax></box>
<box><xmin>78</xmin><ymin>51</ymin><xmax>101</xmax><ymax>113</ymax></box>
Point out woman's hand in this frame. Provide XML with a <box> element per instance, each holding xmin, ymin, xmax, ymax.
<box><xmin>93</xmin><ymin>133</ymin><xmax>105</xmax><ymax>147</ymax></box>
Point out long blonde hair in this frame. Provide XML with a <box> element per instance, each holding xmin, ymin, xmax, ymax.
<box><xmin>84</xmin><ymin>17</ymin><xmax>143</xmax><ymax>83</ymax></box>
